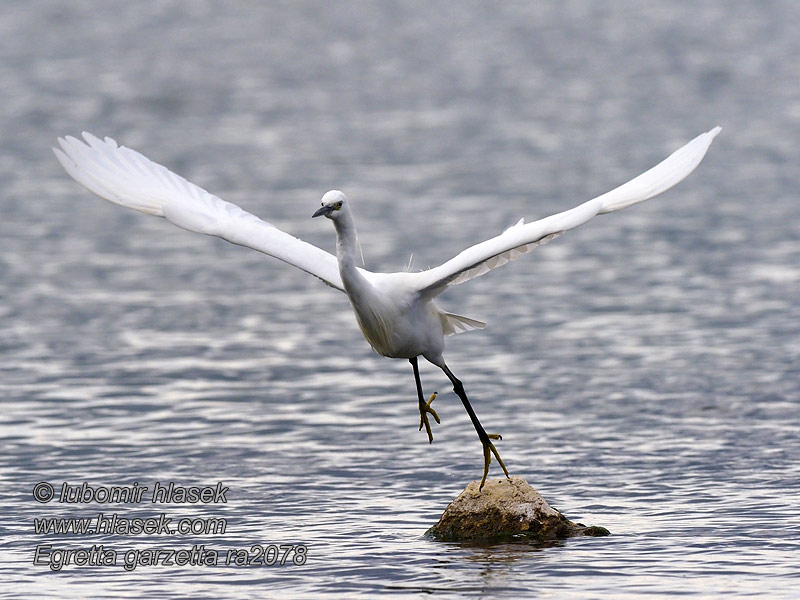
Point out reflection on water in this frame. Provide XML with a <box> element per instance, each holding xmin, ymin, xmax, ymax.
<box><xmin>2</xmin><ymin>1</ymin><xmax>800</xmax><ymax>598</ymax></box>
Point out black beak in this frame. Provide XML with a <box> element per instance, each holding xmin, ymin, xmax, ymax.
<box><xmin>312</xmin><ymin>205</ymin><xmax>333</xmax><ymax>218</ymax></box>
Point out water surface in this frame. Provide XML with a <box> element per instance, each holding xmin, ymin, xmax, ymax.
<box><xmin>1</xmin><ymin>2</ymin><xmax>799</xmax><ymax>598</ymax></box>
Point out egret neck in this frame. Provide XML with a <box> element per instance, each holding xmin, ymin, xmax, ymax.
<box><xmin>332</xmin><ymin>202</ymin><xmax>367</xmax><ymax>294</ymax></box>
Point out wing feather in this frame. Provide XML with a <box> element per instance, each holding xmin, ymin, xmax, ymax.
<box><xmin>413</xmin><ymin>126</ymin><xmax>721</xmax><ymax>298</ymax></box>
<box><xmin>54</xmin><ymin>133</ymin><xmax>345</xmax><ymax>291</ymax></box>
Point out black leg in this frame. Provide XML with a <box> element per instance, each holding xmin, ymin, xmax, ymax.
<box><xmin>441</xmin><ymin>363</ymin><xmax>510</xmax><ymax>490</ymax></box>
<box><xmin>410</xmin><ymin>357</ymin><xmax>439</xmax><ymax>443</ymax></box>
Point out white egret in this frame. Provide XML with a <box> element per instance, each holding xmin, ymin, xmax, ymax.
<box><xmin>54</xmin><ymin>126</ymin><xmax>720</xmax><ymax>489</ymax></box>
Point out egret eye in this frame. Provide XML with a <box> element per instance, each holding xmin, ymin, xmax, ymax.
<box><xmin>335</xmin><ymin>201</ymin><xmax>343</xmax><ymax>210</ymax></box>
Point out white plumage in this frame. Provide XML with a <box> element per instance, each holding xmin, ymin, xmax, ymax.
<box><xmin>54</xmin><ymin>126</ymin><xmax>721</xmax><ymax>489</ymax></box>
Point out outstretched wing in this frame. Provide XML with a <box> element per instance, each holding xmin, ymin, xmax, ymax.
<box><xmin>412</xmin><ymin>126</ymin><xmax>721</xmax><ymax>298</ymax></box>
<box><xmin>54</xmin><ymin>133</ymin><xmax>345</xmax><ymax>291</ymax></box>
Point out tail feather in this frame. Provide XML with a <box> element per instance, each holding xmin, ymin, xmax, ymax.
<box><xmin>440</xmin><ymin>311</ymin><xmax>487</xmax><ymax>336</ymax></box>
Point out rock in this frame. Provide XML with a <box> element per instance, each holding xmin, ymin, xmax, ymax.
<box><xmin>427</xmin><ymin>475</ymin><xmax>610</xmax><ymax>542</ymax></box>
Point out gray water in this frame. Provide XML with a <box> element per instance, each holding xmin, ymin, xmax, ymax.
<box><xmin>2</xmin><ymin>2</ymin><xmax>799</xmax><ymax>598</ymax></box>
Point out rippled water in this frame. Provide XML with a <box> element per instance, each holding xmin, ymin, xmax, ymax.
<box><xmin>2</xmin><ymin>2</ymin><xmax>799</xmax><ymax>598</ymax></box>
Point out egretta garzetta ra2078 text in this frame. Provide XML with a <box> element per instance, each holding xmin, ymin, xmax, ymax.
<box><xmin>55</xmin><ymin>127</ymin><xmax>720</xmax><ymax>489</ymax></box>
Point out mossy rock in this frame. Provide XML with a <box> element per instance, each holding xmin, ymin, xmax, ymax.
<box><xmin>427</xmin><ymin>476</ymin><xmax>610</xmax><ymax>543</ymax></box>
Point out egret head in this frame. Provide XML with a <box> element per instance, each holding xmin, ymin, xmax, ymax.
<box><xmin>312</xmin><ymin>190</ymin><xmax>348</xmax><ymax>220</ymax></box>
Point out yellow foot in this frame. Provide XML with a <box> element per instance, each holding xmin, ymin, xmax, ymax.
<box><xmin>418</xmin><ymin>392</ymin><xmax>440</xmax><ymax>444</ymax></box>
<box><xmin>479</xmin><ymin>435</ymin><xmax>510</xmax><ymax>491</ymax></box>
